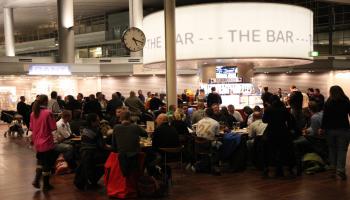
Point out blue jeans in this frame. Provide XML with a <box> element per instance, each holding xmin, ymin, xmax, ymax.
<box><xmin>326</xmin><ymin>129</ymin><xmax>350</xmax><ymax>173</ymax></box>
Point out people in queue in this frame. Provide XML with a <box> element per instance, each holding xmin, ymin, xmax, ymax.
<box><xmin>30</xmin><ymin>94</ymin><xmax>58</xmax><ymax>191</ymax></box>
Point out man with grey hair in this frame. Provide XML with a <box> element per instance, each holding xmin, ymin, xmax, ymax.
<box><xmin>152</xmin><ymin>114</ymin><xmax>180</xmax><ymax>151</ymax></box>
<box><xmin>191</xmin><ymin>102</ymin><xmax>206</xmax><ymax>124</ymax></box>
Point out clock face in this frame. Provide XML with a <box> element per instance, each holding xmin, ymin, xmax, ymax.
<box><xmin>122</xmin><ymin>27</ymin><xmax>146</xmax><ymax>52</ymax></box>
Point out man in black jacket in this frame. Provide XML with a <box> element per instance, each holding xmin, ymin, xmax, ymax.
<box><xmin>16</xmin><ymin>96</ymin><xmax>30</xmax><ymax>131</ymax></box>
<box><xmin>288</xmin><ymin>85</ymin><xmax>306</xmax><ymax>137</ymax></box>
<box><xmin>261</xmin><ymin>87</ymin><xmax>273</xmax><ymax>107</ymax></box>
<box><xmin>152</xmin><ymin>114</ymin><xmax>180</xmax><ymax>151</ymax></box>
<box><xmin>207</xmin><ymin>87</ymin><xmax>222</xmax><ymax>108</ymax></box>
<box><xmin>83</xmin><ymin>94</ymin><xmax>102</xmax><ymax>118</ymax></box>
<box><xmin>106</xmin><ymin>93</ymin><xmax>123</xmax><ymax>116</ymax></box>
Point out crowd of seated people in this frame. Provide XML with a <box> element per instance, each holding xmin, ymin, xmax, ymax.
<box><xmin>14</xmin><ymin>85</ymin><xmax>350</xmax><ymax>193</ymax></box>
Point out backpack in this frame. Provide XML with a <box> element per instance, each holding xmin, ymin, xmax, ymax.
<box><xmin>302</xmin><ymin>153</ymin><xmax>325</xmax><ymax>175</ymax></box>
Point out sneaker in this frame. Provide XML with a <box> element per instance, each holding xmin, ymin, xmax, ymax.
<box><xmin>336</xmin><ymin>171</ymin><xmax>347</xmax><ymax>181</ymax></box>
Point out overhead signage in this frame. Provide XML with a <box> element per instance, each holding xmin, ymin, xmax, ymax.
<box><xmin>28</xmin><ymin>65</ymin><xmax>71</xmax><ymax>75</ymax></box>
<box><xmin>143</xmin><ymin>3</ymin><xmax>314</xmax><ymax>65</ymax></box>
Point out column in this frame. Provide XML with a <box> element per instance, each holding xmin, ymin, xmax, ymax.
<box><xmin>129</xmin><ymin>0</ymin><xmax>143</xmax><ymax>57</ymax></box>
<box><xmin>57</xmin><ymin>0</ymin><xmax>75</xmax><ymax>63</ymax></box>
<box><xmin>4</xmin><ymin>8</ymin><xmax>15</xmax><ymax>56</ymax></box>
<box><xmin>164</xmin><ymin>0</ymin><xmax>177</xmax><ymax>108</ymax></box>
<box><xmin>328</xmin><ymin>5</ymin><xmax>334</xmax><ymax>55</ymax></box>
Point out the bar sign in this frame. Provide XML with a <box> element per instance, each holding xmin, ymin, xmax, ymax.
<box><xmin>28</xmin><ymin>65</ymin><xmax>71</xmax><ymax>75</ymax></box>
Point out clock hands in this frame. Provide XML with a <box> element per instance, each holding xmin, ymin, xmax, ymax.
<box><xmin>132</xmin><ymin>37</ymin><xmax>144</xmax><ymax>46</ymax></box>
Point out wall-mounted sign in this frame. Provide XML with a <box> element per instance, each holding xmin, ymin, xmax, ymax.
<box><xmin>143</xmin><ymin>3</ymin><xmax>314</xmax><ymax>65</ymax></box>
<box><xmin>28</xmin><ymin>65</ymin><xmax>71</xmax><ymax>75</ymax></box>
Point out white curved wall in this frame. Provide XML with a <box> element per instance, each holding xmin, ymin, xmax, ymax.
<box><xmin>143</xmin><ymin>3</ymin><xmax>314</xmax><ymax>64</ymax></box>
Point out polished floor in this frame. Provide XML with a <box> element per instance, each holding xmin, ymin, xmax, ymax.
<box><xmin>0</xmin><ymin>125</ymin><xmax>349</xmax><ymax>200</ymax></box>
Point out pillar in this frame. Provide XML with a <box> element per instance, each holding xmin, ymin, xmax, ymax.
<box><xmin>237</xmin><ymin>64</ymin><xmax>254</xmax><ymax>83</ymax></box>
<box><xmin>164</xmin><ymin>0</ymin><xmax>177</xmax><ymax>107</ymax></box>
<box><xmin>129</xmin><ymin>0</ymin><xmax>143</xmax><ymax>57</ymax></box>
<box><xmin>57</xmin><ymin>0</ymin><xmax>75</xmax><ymax>63</ymax></box>
<box><xmin>4</xmin><ymin>8</ymin><xmax>15</xmax><ymax>56</ymax></box>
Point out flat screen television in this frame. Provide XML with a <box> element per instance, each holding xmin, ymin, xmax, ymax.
<box><xmin>216</xmin><ymin>66</ymin><xmax>237</xmax><ymax>78</ymax></box>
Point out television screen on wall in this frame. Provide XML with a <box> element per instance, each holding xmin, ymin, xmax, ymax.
<box><xmin>216</xmin><ymin>66</ymin><xmax>237</xmax><ymax>78</ymax></box>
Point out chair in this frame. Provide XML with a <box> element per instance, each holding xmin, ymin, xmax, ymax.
<box><xmin>193</xmin><ymin>137</ymin><xmax>214</xmax><ymax>173</ymax></box>
<box><xmin>159</xmin><ymin>145</ymin><xmax>184</xmax><ymax>186</ymax></box>
<box><xmin>194</xmin><ymin>137</ymin><xmax>212</xmax><ymax>158</ymax></box>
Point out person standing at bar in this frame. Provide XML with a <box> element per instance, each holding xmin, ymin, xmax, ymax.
<box><xmin>30</xmin><ymin>95</ymin><xmax>57</xmax><ymax>191</ymax></box>
<box><xmin>207</xmin><ymin>87</ymin><xmax>222</xmax><ymax>108</ymax></box>
<box><xmin>322</xmin><ymin>85</ymin><xmax>350</xmax><ymax>180</ymax></box>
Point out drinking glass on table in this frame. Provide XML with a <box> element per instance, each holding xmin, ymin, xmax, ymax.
<box><xmin>235</xmin><ymin>122</ymin><xmax>241</xmax><ymax>131</ymax></box>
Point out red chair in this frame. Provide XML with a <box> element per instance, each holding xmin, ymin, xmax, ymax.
<box><xmin>104</xmin><ymin>152</ymin><xmax>145</xmax><ymax>199</ymax></box>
